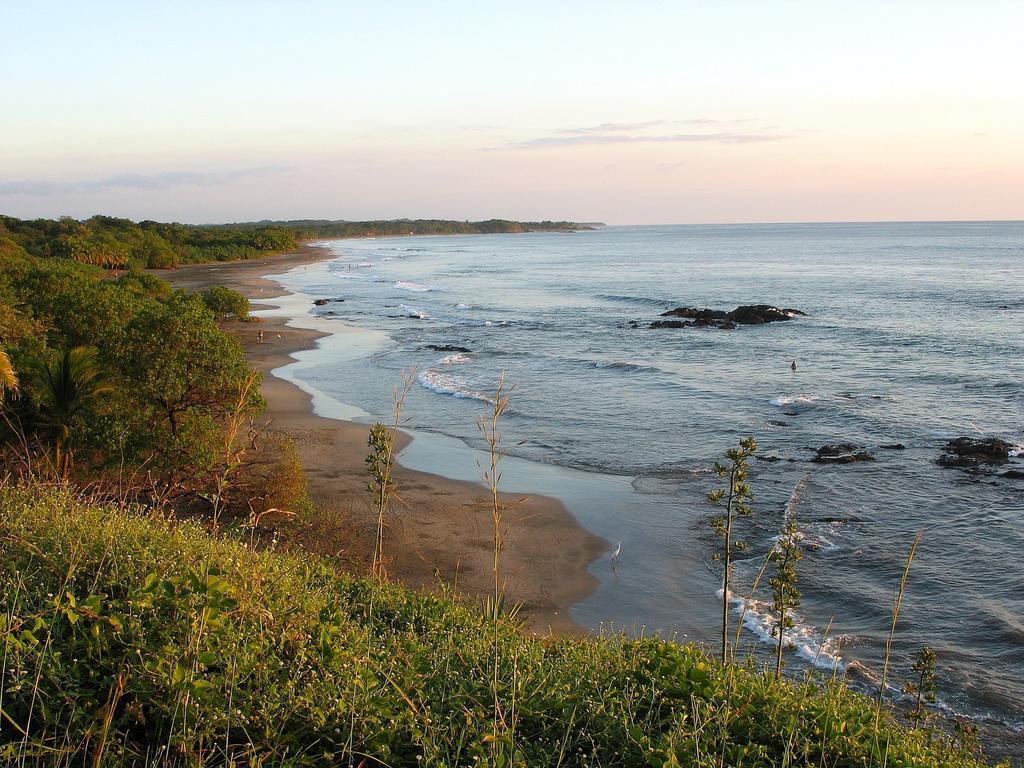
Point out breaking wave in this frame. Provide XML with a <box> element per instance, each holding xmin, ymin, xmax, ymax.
<box><xmin>417</xmin><ymin>369</ymin><xmax>493</xmax><ymax>403</ymax></box>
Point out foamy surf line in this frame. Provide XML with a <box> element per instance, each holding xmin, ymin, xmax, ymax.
<box><xmin>719</xmin><ymin>588</ymin><xmax>845</xmax><ymax>672</ymax></box>
<box><xmin>254</xmin><ymin>254</ymin><xmax>637</xmax><ymax>634</ymax></box>
<box><xmin>253</xmin><ymin>262</ymin><xmax>392</xmax><ymax>421</ymax></box>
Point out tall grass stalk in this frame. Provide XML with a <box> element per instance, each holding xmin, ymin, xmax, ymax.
<box><xmin>207</xmin><ymin>371</ymin><xmax>260</xmax><ymax>530</ymax></box>
<box><xmin>708</xmin><ymin>437</ymin><xmax>757</xmax><ymax>663</ymax></box>
<box><xmin>477</xmin><ymin>372</ymin><xmax>513</xmax><ymax>757</ymax></box>
<box><xmin>770</xmin><ymin>516</ymin><xmax>802</xmax><ymax>679</ymax></box>
<box><xmin>365</xmin><ymin>368</ymin><xmax>414</xmax><ymax>581</ymax></box>
<box><xmin>876</xmin><ymin>532</ymin><xmax>923</xmax><ymax>739</ymax></box>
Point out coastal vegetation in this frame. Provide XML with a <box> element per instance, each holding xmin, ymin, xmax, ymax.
<box><xmin>0</xmin><ymin>215</ymin><xmax>591</xmax><ymax>270</ymax></box>
<box><xmin>0</xmin><ymin>485</ymin><xmax>995</xmax><ymax>767</ymax></box>
<box><xmin>0</xmin><ymin>249</ymin><xmax>262</xmax><ymax>486</ymax></box>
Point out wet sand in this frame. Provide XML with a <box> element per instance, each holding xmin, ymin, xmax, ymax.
<box><xmin>156</xmin><ymin>246</ymin><xmax>607</xmax><ymax>634</ymax></box>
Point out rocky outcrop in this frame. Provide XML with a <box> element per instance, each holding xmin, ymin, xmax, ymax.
<box><xmin>811</xmin><ymin>444</ymin><xmax>876</xmax><ymax>464</ymax></box>
<box><xmin>650</xmin><ymin>318</ymin><xmax>736</xmax><ymax>330</ymax></box>
<box><xmin>313</xmin><ymin>298</ymin><xmax>345</xmax><ymax>306</ymax></box>
<box><xmin>936</xmin><ymin>437</ymin><xmax>1013</xmax><ymax>468</ymax></box>
<box><xmin>650</xmin><ymin>304</ymin><xmax>805</xmax><ymax>329</ymax></box>
<box><xmin>425</xmin><ymin>344</ymin><xmax>471</xmax><ymax>353</ymax></box>
<box><xmin>728</xmin><ymin>305</ymin><xmax>806</xmax><ymax>324</ymax></box>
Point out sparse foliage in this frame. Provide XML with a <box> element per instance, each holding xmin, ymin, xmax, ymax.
<box><xmin>769</xmin><ymin>516</ymin><xmax>802</xmax><ymax>678</ymax></box>
<box><xmin>907</xmin><ymin>645</ymin><xmax>937</xmax><ymax>725</ymax></box>
<box><xmin>365</xmin><ymin>369</ymin><xmax>414</xmax><ymax>580</ymax></box>
<box><xmin>708</xmin><ymin>436</ymin><xmax>757</xmax><ymax>662</ymax></box>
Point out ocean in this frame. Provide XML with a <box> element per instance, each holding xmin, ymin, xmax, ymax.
<box><xmin>266</xmin><ymin>222</ymin><xmax>1024</xmax><ymax>744</ymax></box>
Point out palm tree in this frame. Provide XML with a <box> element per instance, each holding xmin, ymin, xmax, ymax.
<box><xmin>37</xmin><ymin>346</ymin><xmax>112</xmax><ymax>475</ymax></box>
<box><xmin>0</xmin><ymin>347</ymin><xmax>17</xmax><ymax>405</ymax></box>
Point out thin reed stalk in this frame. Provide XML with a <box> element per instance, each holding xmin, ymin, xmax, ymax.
<box><xmin>875</xmin><ymin>532</ymin><xmax>923</xmax><ymax>744</ymax></box>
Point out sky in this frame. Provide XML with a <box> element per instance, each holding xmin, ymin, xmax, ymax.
<box><xmin>2</xmin><ymin>1</ymin><xmax>1022</xmax><ymax>225</ymax></box>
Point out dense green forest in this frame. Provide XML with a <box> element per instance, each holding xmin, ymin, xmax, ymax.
<box><xmin>0</xmin><ymin>250</ymin><xmax>262</xmax><ymax>487</ymax></box>
<box><xmin>0</xmin><ymin>214</ymin><xmax>591</xmax><ymax>270</ymax></box>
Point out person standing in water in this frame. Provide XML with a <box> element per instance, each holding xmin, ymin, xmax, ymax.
<box><xmin>791</xmin><ymin>360</ymin><xmax>797</xmax><ymax>371</ymax></box>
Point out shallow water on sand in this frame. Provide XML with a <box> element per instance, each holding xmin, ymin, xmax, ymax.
<box><xmin>271</xmin><ymin>222</ymin><xmax>1024</xmax><ymax>744</ymax></box>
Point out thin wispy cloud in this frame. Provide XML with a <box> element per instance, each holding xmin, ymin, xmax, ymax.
<box><xmin>489</xmin><ymin>131</ymin><xmax>790</xmax><ymax>151</ymax></box>
<box><xmin>485</xmin><ymin>117</ymin><xmax>790</xmax><ymax>150</ymax></box>
<box><xmin>557</xmin><ymin>120</ymin><xmax>666</xmax><ymax>134</ymax></box>
<box><xmin>0</xmin><ymin>166</ymin><xmax>286</xmax><ymax>196</ymax></box>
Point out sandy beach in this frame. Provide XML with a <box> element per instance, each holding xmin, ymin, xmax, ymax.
<box><xmin>157</xmin><ymin>245</ymin><xmax>607</xmax><ymax>634</ymax></box>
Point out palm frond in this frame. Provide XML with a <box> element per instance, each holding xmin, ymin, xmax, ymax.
<box><xmin>0</xmin><ymin>348</ymin><xmax>18</xmax><ymax>404</ymax></box>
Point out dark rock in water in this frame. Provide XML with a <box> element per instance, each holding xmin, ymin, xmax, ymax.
<box><xmin>660</xmin><ymin>307</ymin><xmax>729</xmax><ymax>320</ymax></box>
<box><xmin>782</xmin><ymin>411</ymin><xmax>799</xmax><ymax>417</ymax></box>
<box><xmin>757</xmin><ymin>454</ymin><xmax>782</xmax><ymax>462</ymax></box>
<box><xmin>425</xmin><ymin>344</ymin><xmax>471</xmax><ymax>353</ymax></box>
<box><xmin>936</xmin><ymin>437</ymin><xmax>1013</xmax><ymax>468</ymax></box>
<box><xmin>1001</xmin><ymin>469</ymin><xmax>1024</xmax><ymax>480</ymax></box>
<box><xmin>768</xmin><ymin>420</ymin><xmax>789</xmax><ymax>427</ymax></box>
<box><xmin>812</xmin><ymin>444</ymin><xmax>876</xmax><ymax>464</ymax></box>
<box><xmin>879</xmin><ymin>443</ymin><xmax>906</xmax><ymax>450</ymax></box>
<box><xmin>650</xmin><ymin>319</ymin><xmax>693</xmax><ymax>329</ymax></box>
<box><xmin>313</xmin><ymin>298</ymin><xmax>345</xmax><ymax>306</ymax></box>
<box><xmin>652</xmin><ymin>304</ymin><xmax>805</xmax><ymax>329</ymax></box>
<box><xmin>728</xmin><ymin>304</ymin><xmax>803</xmax><ymax>325</ymax></box>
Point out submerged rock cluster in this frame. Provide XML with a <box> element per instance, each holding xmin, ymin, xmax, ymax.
<box><xmin>936</xmin><ymin>437</ymin><xmax>1014</xmax><ymax>468</ymax></box>
<box><xmin>650</xmin><ymin>304</ymin><xmax>806</xmax><ymax>329</ymax></box>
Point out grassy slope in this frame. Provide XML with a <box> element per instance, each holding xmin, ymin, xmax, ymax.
<box><xmin>0</xmin><ymin>486</ymin><xmax>989</xmax><ymax>767</ymax></box>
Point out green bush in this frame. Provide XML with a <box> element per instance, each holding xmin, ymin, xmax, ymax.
<box><xmin>0</xmin><ymin>486</ymin><xmax>991</xmax><ymax>767</ymax></box>
<box><xmin>201</xmin><ymin>285</ymin><xmax>250</xmax><ymax>320</ymax></box>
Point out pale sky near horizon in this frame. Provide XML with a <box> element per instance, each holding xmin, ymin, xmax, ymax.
<box><xmin>2</xmin><ymin>1</ymin><xmax>1022</xmax><ymax>225</ymax></box>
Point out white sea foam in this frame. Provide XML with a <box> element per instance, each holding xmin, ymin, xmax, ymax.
<box><xmin>357</xmin><ymin>262</ymin><xmax>373</xmax><ymax>268</ymax></box>
<box><xmin>417</xmin><ymin>369</ymin><xmax>492</xmax><ymax>403</ymax></box>
<box><xmin>1010</xmin><ymin>442</ymin><xmax>1024</xmax><ymax>458</ymax></box>
<box><xmin>770</xmin><ymin>394</ymin><xmax>820</xmax><ymax>407</ymax></box>
<box><xmin>722</xmin><ymin>589</ymin><xmax>846</xmax><ymax>671</ymax></box>
<box><xmin>394</xmin><ymin>280</ymin><xmax>442</xmax><ymax>292</ymax></box>
<box><xmin>455</xmin><ymin>303</ymin><xmax>472</xmax><ymax>310</ymax></box>
<box><xmin>439</xmin><ymin>353</ymin><xmax>470</xmax><ymax>366</ymax></box>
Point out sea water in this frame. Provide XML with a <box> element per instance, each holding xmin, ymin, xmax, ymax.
<box><xmin>267</xmin><ymin>222</ymin><xmax>1024</xmax><ymax>744</ymax></box>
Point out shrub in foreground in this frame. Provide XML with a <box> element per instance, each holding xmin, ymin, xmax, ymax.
<box><xmin>0</xmin><ymin>486</ymin><xmax>991</xmax><ymax>767</ymax></box>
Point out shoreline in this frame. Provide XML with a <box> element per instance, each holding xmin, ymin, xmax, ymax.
<box><xmin>155</xmin><ymin>244</ymin><xmax>608</xmax><ymax>635</ymax></box>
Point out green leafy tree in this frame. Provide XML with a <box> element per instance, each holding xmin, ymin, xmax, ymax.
<box><xmin>769</xmin><ymin>517</ymin><xmax>802</xmax><ymax>678</ymax></box>
<box><xmin>110</xmin><ymin>293</ymin><xmax>263</xmax><ymax>472</ymax></box>
<box><xmin>708</xmin><ymin>436</ymin><xmax>757</xmax><ymax>662</ymax></box>
<box><xmin>201</xmin><ymin>285</ymin><xmax>250</xmax><ymax>320</ymax></box>
<box><xmin>36</xmin><ymin>346</ymin><xmax>112</xmax><ymax>475</ymax></box>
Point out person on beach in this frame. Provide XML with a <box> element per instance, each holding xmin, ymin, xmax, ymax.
<box><xmin>257</xmin><ymin>329</ymin><xmax>264</xmax><ymax>343</ymax></box>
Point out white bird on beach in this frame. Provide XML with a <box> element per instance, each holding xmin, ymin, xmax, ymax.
<box><xmin>610</xmin><ymin>541</ymin><xmax>622</xmax><ymax>569</ymax></box>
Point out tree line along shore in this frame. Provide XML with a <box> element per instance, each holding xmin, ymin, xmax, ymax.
<box><xmin>0</xmin><ymin>213</ymin><xmax>1004</xmax><ymax>766</ymax></box>
<box><xmin>0</xmin><ymin>214</ymin><xmax>593</xmax><ymax>270</ymax></box>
